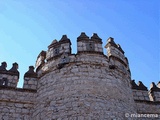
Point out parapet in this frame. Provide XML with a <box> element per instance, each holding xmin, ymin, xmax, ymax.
<box><xmin>0</xmin><ymin>32</ymin><xmax>159</xmax><ymax>119</ymax></box>
<box><xmin>0</xmin><ymin>61</ymin><xmax>38</xmax><ymax>91</ymax></box>
<box><xmin>131</xmin><ymin>80</ymin><xmax>149</xmax><ymax>101</ymax></box>
<box><xmin>23</xmin><ymin>66</ymin><xmax>38</xmax><ymax>90</ymax></box>
<box><xmin>46</xmin><ymin>35</ymin><xmax>72</xmax><ymax>61</ymax></box>
<box><xmin>149</xmin><ymin>82</ymin><xmax>160</xmax><ymax>102</ymax></box>
<box><xmin>131</xmin><ymin>80</ymin><xmax>160</xmax><ymax>102</ymax></box>
<box><xmin>77</xmin><ymin>32</ymin><xmax>103</xmax><ymax>54</ymax></box>
<box><xmin>35</xmin><ymin>50</ymin><xmax>46</xmax><ymax>72</ymax></box>
<box><xmin>0</xmin><ymin>62</ymin><xmax>19</xmax><ymax>88</ymax></box>
<box><xmin>34</xmin><ymin>32</ymin><xmax>132</xmax><ymax>79</ymax></box>
<box><xmin>105</xmin><ymin>37</ymin><xmax>127</xmax><ymax>66</ymax></box>
<box><xmin>1</xmin><ymin>32</ymin><xmax>158</xmax><ymax>95</ymax></box>
<box><xmin>104</xmin><ymin>37</ymin><xmax>131</xmax><ymax>77</ymax></box>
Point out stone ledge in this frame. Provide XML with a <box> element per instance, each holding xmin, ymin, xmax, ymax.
<box><xmin>0</xmin><ymin>99</ymin><xmax>34</xmax><ymax>104</ymax></box>
<box><xmin>0</xmin><ymin>86</ymin><xmax>37</xmax><ymax>93</ymax></box>
<box><xmin>46</xmin><ymin>52</ymin><xmax>72</xmax><ymax>62</ymax></box>
<box><xmin>77</xmin><ymin>39</ymin><xmax>103</xmax><ymax>44</ymax></box>
<box><xmin>134</xmin><ymin>100</ymin><xmax>160</xmax><ymax>105</ymax></box>
<box><xmin>77</xmin><ymin>51</ymin><xmax>104</xmax><ymax>55</ymax></box>
<box><xmin>109</xmin><ymin>55</ymin><xmax>127</xmax><ymax>67</ymax></box>
<box><xmin>37</xmin><ymin>61</ymin><xmax>108</xmax><ymax>78</ymax></box>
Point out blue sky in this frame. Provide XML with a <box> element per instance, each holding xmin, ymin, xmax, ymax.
<box><xmin>0</xmin><ymin>0</ymin><xmax>159</xmax><ymax>88</ymax></box>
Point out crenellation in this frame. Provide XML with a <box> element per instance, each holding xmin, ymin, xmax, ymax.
<box><xmin>35</xmin><ymin>50</ymin><xmax>46</xmax><ymax>71</ymax></box>
<box><xmin>23</xmin><ymin>66</ymin><xmax>38</xmax><ymax>90</ymax></box>
<box><xmin>149</xmin><ymin>82</ymin><xmax>160</xmax><ymax>102</ymax></box>
<box><xmin>131</xmin><ymin>80</ymin><xmax>150</xmax><ymax>101</ymax></box>
<box><xmin>0</xmin><ymin>62</ymin><xmax>7</xmax><ymax>72</ymax></box>
<box><xmin>91</xmin><ymin>33</ymin><xmax>102</xmax><ymax>42</ymax></box>
<box><xmin>0</xmin><ymin>32</ymin><xmax>159</xmax><ymax>119</ymax></box>
<box><xmin>158</xmin><ymin>81</ymin><xmax>160</xmax><ymax>88</ymax></box>
<box><xmin>105</xmin><ymin>37</ymin><xmax>127</xmax><ymax>67</ymax></box>
<box><xmin>131</xmin><ymin>80</ymin><xmax>160</xmax><ymax>117</ymax></box>
<box><xmin>0</xmin><ymin>62</ymin><xmax>19</xmax><ymax>88</ymax></box>
<box><xmin>8</xmin><ymin>63</ymin><xmax>19</xmax><ymax>77</ymax></box>
<box><xmin>77</xmin><ymin>32</ymin><xmax>103</xmax><ymax>54</ymax></box>
<box><xmin>46</xmin><ymin>35</ymin><xmax>72</xmax><ymax>62</ymax></box>
<box><xmin>77</xmin><ymin>32</ymin><xmax>89</xmax><ymax>41</ymax></box>
<box><xmin>105</xmin><ymin>37</ymin><xmax>131</xmax><ymax>83</ymax></box>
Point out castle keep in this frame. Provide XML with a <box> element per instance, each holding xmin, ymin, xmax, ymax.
<box><xmin>0</xmin><ymin>32</ymin><xmax>160</xmax><ymax>120</ymax></box>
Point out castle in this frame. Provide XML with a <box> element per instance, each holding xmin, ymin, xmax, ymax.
<box><xmin>0</xmin><ymin>32</ymin><xmax>160</xmax><ymax>120</ymax></box>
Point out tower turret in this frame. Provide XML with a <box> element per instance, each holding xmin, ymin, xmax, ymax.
<box><xmin>46</xmin><ymin>35</ymin><xmax>71</xmax><ymax>61</ymax></box>
<box><xmin>105</xmin><ymin>37</ymin><xmax>131</xmax><ymax>77</ymax></box>
<box><xmin>77</xmin><ymin>32</ymin><xmax>103</xmax><ymax>53</ymax></box>
<box><xmin>35</xmin><ymin>50</ymin><xmax>46</xmax><ymax>72</ymax></box>
<box><xmin>32</xmin><ymin>33</ymin><xmax>136</xmax><ymax>120</ymax></box>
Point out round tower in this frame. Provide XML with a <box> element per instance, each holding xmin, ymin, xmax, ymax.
<box><xmin>33</xmin><ymin>33</ymin><xmax>136</xmax><ymax>119</ymax></box>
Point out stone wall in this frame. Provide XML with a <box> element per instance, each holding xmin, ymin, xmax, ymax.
<box><xmin>0</xmin><ymin>87</ymin><xmax>36</xmax><ymax>120</ymax></box>
<box><xmin>0</xmin><ymin>32</ymin><xmax>159</xmax><ymax>120</ymax></box>
<box><xmin>33</xmin><ymin>53</ymin><xmax>136</xmax><ymax>119</ymax></box>
<box><xmin>135</xmin><ymin>101</ymin><xmax>160</xmax><ymax>114</ymax></box>
<box><xmin>32</xmin><ymin>33</ymin><xmax>136</xmax><ymax>119</ymax></box>
<box><xmin>0</xmin><ymin>61</ymin><xmax>37</xmax><ymax>120</ymax></box>
<box><xmin>131</xmin><ymin>80</ymin><xmax>160</xmax><ymax>119</ymax></box>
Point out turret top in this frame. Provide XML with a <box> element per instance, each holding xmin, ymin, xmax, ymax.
<box><xmin>60</xmin><ymin>35</ymin><xmax>70</xmax><ymax>41</ymax></box>
<box><xmin>77</xmin><ymin>32</ymin><xmax>89</xmax><ymax>41</ymax></box>
<box><xmin>0</xmin><ymin>62</ymin><xmax>7</xmax><ymax>71</ymax></box>
<box><xmin>24</xmin><ymin>66</ymin><xmax>37</xmax><ymax>78</ymax></box>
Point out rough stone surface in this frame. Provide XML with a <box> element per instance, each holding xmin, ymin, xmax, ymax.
<box><xmin>0</xmin><ymin>88</ymin><xmax>35</xmax><ymax>120</ymax></box>
<box><xmin>0</xmin><ymin>33</ymin><xmax>159</xmax><ymax>120</ymax></box>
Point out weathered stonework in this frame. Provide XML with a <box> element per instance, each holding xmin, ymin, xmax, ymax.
<box><xmin>0</xmin><ymin>32</ymin><xmax>159</xmax><ymax>120</ymax></box>
<box><xmin>0</xmin><ymin>87</ymin><xmax>36</xmax><ymax>120</ymax></box>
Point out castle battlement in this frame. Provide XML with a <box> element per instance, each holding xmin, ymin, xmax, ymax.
<box><xmin>35</xmin><ymin>32</ymin><xmax>130</xmax><ymax>79</ymax></box>
<box><xmin>0</xmin><ymin>32</ymin><xmax>159</xmax><ymax>120</ymax></box>
<box><xmin>0</xmin><ymin>62</ymin><xmax>19</xmax><ymax>88</ymax></box>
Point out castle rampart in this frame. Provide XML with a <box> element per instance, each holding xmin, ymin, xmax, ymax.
<box><xmin>0</xmin><ymin>32</ymin><xmax>159</xmax><ymax>120</ymax></box>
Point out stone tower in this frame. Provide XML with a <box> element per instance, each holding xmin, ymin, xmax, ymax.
<box><xmin>0</xmin><ymin>32</ymin><xmax>160</xmax><ymax>120</ymax></box>
<box><xmin>33</xmin><ymin>33</ymin><xmax>136</xmax><ymax>119</ymax></box>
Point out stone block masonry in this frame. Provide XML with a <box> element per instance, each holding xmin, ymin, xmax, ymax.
<box><xmin>0</xmin><ymin>32</ymin><xmax>159</xmax><ymax>120</ymax></box>
<box><xmin>0</xmin><ymin>87</ymin><xmax>36</xmax><ymax>120</ymax></box>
